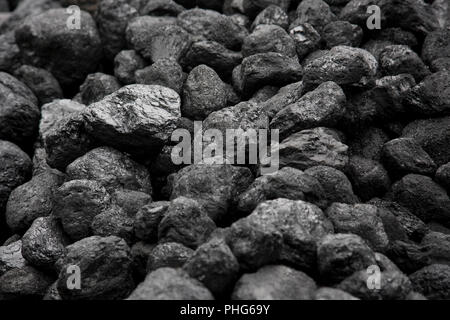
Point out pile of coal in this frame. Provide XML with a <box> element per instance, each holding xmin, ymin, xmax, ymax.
<box><xmin>0</xmin><ymin>0</ymin><xmax>450</xmax><ymax>301</ymax></box>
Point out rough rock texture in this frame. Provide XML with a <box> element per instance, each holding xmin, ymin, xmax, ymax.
<box><xmin>402</xmin><ymin>116</ymin><xmax>450</xmax><ymax>167</ymax></box>
<box><xmin>0</xmin><ymin>72</ymin><xmax>39</xmax><ymax>147</ymax></box>
<box><xmin>83</xmin><ymin>84</ymin><xmax>181</xmax><ymax>156</ymax></box>
<box><xmin>379</xmin><ymin>45</ymin><xmax>430</xmax><ymax>82</ymax></box>
<box><xmin>114</xmin><ymin>50</ymin><xmax>146</xmax><ymax>85</ymax></box>
<box><xmin>237</xmin><ymin>0</ymin><xmax>290</xmax><ymax>18</ymax></box>
<box><xmin>13</xmin><ymin>65</ymin><xmax>63</xmax><ymax>105</ymax></box>
<box><xmin>6</xmin><ymin>170</ymin><xmax>65</xmax><ymax>232</ymax></box>
<box><xmin>405</xmin><ymin>71</ymin><xmax>450</xmax><ymax>117</ymax></box>
<box><xmin>0</xmin><ymin>140</ymin><xmax>32</xmax><ymax>214</ymax></box>
<box><xmin>289</xmin><ymin>23</ymin><xmax>322</xmax><ymax>60</ymax></box>
<box><xmin>202</xmin><ymin>101</ymin><xmax>269</xmax><ymax>149</ymax></box>
<box><xmin>337</xmin><ymin>269</ymin><xmax>413</xmax><ymax>300</ymax></box>
<box><xmin>79</xmin><ymin>73</ymin><xmax>121</xmax><ymax>106</ymax></box>
<box><xmin>177</xmin><ymin>9</ymin><xmax>247</xmax><ymax>50</ymax></box>
<box><xmin>317</xmin><ymin>233</ymin><xmax>377</xmax><ymax>283</ymax></box>
<box><xmin>232</xmin><ymin>265</ymin><xmax>317</xmax><ymax>300</ymax></box>
<box><xmin>347</xmin><ymin>156</ymin><xmax>391</xmax><ymax>201</ymax></box>
<box><xmin>127</xmin><ymin>267</ymin><xmax>214</xmax><ymax>300</ymax></box>
<box><xmin>386</xmin><ymin>240</ymin><xmax>433</xmax><ymax>274</ymax></box>
<box><xmin>91</xmin><ymin>205</ymin><xmax>135</xmax><ymax>243</ymax></box>
<box><xmin>15</xmin><ymin>8</ymin><xmax>102</xmax><ymax>88</ymax></box>
<box><xmin>182</xmin><ymin>40</ymin><xmax>243</xmax><ymax>78</ymax></box>
<box><xmin>228</xmin><ymin>199</ymin><xmax>333</xmax><ymax>272</ymax></box>
<box><xmin>0</xmin><ymin>32</ymin><xmax>21</xmax><ymax>73</ymax></box>
<box><xmin>111</xmin><ymin>189</ymin><xmax>151</xmax><ymax>217</ymax></box>
<box><xmin>304</xmin><ymin>166</ymin><xmax>358</xmax><ymax>204</ymax></box>
<box><xmin>295</xmin><ymin>0</ymin><xmax>337</xmax><ymax>32</ymax></box>
<box><xmin>382</xmin><ymin>138</ymin><xmax>437</xmax><ymax>178</ymax></box>
<box><xmin>314</xmin><ymin>287</ymin><xmax>359</xmax><ymax>300</ymax></box>
<box><xmin>277</xmin><ymin>127</ymin><xmax>349</xmax><ymax>171</ymax></box>
<box><xmin>183</xmin><ymin>238</ymin><xmax>239</xmax><ymax>297</ymax></box>
<box><xmin>66</xmin><ymin>147</ymin><xmax>152</xmax><ymax>194</ymax></box>
<box><xmin>369</xmin><ymin>199</ymin><xmax>428</xmax><ymax>243</ymax></box>
<box><xmin>139</xmin><ymin>0</ymin><xmax>184</xmax><ymax>16</ymax></box>
<box><xmin>1</xmin><ymin>0</ymin><xmax>62</xmax><ymax>34</ymax></box>
<box><xmin>127</xmin><ymin>19</ymin><xmax>191</xmax><ymax>63</ymax></box>
<box><xmin>39</xmin><ymin>99</ymin><xmax>85</xmax><ymax>141</ymax></box>
<box><xmin>43</xmin><ymin>112</ymin><xmax>94</xmax><ymax>171</ymax></box>
<box><xmin>53</xmin><ymin>180</ymin><xmax>111</xmax><ymax>241</ymax></box>
<box><xmin>147</xmin><ymin>242</ymin><xmax>193</xmax><ymax>272</ymax></box>
<box><xmin>391</xmin><ymin>174</ymin><xmax>450</xmax><ymax>226</ymax></box>
<box><xmin>171</xmin><ymin>164</ymin><xmax>253</xmax><ymax>223</ymax></box>
<box><xmin>339</xmin><ymin>0</ymin><xmax>439</xmax><ymax>36</ymax></box>
<box><xmin>322</xmin><ymin>20</ymin><xmax>363</xmax><ymax>48</ymax></box>
<box><xmin>344</xmin><ymin>74</ymin><xmax>417</xmax><ymax>126</ymax></box>
<box><xmin>349</xmin><ymin>127</ymin><xmax>389</xmax><ymax>161</ymax></box>
<box><xmin>21</xmin><ymin>216</ymin><xmax>68</xmax><ymax>270</ymax></box>
<box><xmin>158</xmin><ymin>197</ymin><xmax>216</xmax><ymax>249</ymax></box>
<box><xmin>0</xmin><ymin>265</ymin><xmax>53</xmax><ymax>300</ymax></box>
<box><xmin>422</xmin><ymin>29</ymin><xmax>450</xmax><ymax>66</ymax></box>
<box><xmin>237</xmin><ymin>167</ymin><xmax>327</xmax><ymax>213</ymax></box>
<box><xmin>261</xmin><ymin>81</ymin><xmax>304</xmax><ymax>119</ymax></box>
<box><xmin>436</xmin><ymin>163</ymin><xmax>450</xmax><ymax>192</ymax></box>
<box><xmin>134</xmin><ymin>201</ymin><xmax>170</xmax><ymax>243</ymax></box>
<box><xmin>303</xmin><ymin>46</ymin><xmax>378</xmax><ymax>89</ymax></box>
<box><xmin>60</xmin><ymin>0</ymin><xmax>99</xmax><ymax>14</ymax></box>
<box><xmin>43</xmin><ymin>281</ymin><xmax>62</xmax><ymax>301</ymax></box>
<box><xmin>421</xmin><ymin>232</ymin><xmax>450</xmax><ymax>266</ymax></box>
<box><xmin>130</xmin><ymin>241</ymin><xmax>154</xmax><ymax>280</ymax></box>
<box><xmin>237</xmin><ymin>52</ymin><xmax>303</xmax><ymax>96</ymax></box>
<box><xmin>271</xmin><ymin>81</ymin><xmax>346</xmax><ymax>139</ymax></box>
<box><xmin>56</xmin><ymin>236</ymin><xmax>133</xmax><ymax>300</ymax></box>
<box><xmin>96</xmin><ymin>0</ymin><xmax>139</xmax><ymax>60</ymax></box>
<box><xmin>135</xmin><ymin>58</ymin><xmax>185</xmax><ymax>95</ymax></box>
<box><xmin>242</xmin><ymin>24</ymin><xmax>296</xmax><ymax>58</ymax></box>
<box><xmin>251</xmin><ymin>5</ymin><xmax>289</xmax><ymax>30</ymax></box>
<box><xmin>409</xmin><ymin>264</ymin><xmax>450</xmax><ymax>300</ymax></box>
<box><xmin>0</xmin><ymin>240</ymin><xmax>27</xmax><ymax>276</ymax></box>
<box><xmin>326</xmin><ymin>203</ymin><xmax>389</xmax><ymax>251</ymax></box>
<box><xmin>182</xmin><ymin>65</ymin><xmax>228</xmax><ymax>120</ymax></box>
